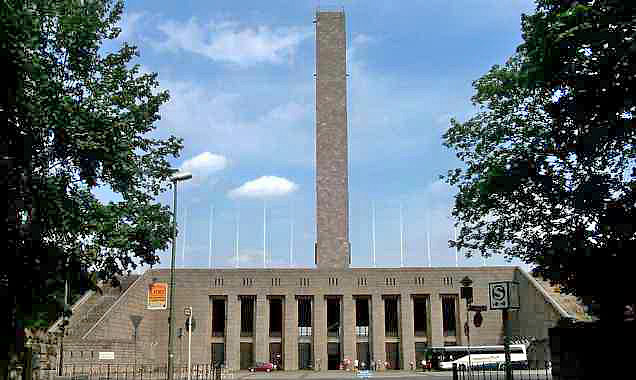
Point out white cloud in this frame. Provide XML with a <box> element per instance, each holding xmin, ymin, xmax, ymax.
<box><xmin>228</xmin><ymin>176</ymin><xmax>298</xmax><ymax>200</ymax></box>
<box><xmin>155</xmin><ymin>17</ymin><xmax>312</xmax><ymax>66</ymax></box>
<box><xmin>179</xmin><ymin>152</ymin><xmax>228</xmax><ymax>176</ymax></box>
<box><xmin>116</xmin><ymin>11</ymin><xmax>146</xmax><ymax>42</ymax></box>
<box><xmin>222</xmin><ymin>248</ymin><xmax>262</xmax><ymax>267</ymax></box>
<box><xmin>176</xmin><ymin>152</ymin><xmax>228</xmax><ymax>188</ymax></box>
<box><xmin>352</xmin><ymin>33</ymin><xmax>374</xmax><ymax>46</ymax></box>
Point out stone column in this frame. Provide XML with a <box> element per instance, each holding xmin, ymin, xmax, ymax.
<box><xmin>400</xmin><ymin>293</ymin><xmax>415</xmax><ymax>370</ymax></box>
<box><xmin>371</xmin><ymin>294</ymin><xmax>385</xmax><ymax>371</ymax></box>
<box><xmin>255</xmin><ymin>294</ymin><xmax>269</xmax><ymax>363</ymax></box>
<box><xmin>430</xmin><ymin>293</ymin><xmax>443</xmax><ymax>347</ymax></box>
<box><xmin>313</xmin><ymin>294</ymin><xmax>327</xmax><ymax>371</ymax></box>
<box><xmin>342</xmin><ymin>294</ymin><xmax>356</xmax><ymax>364</ymax></box>
<box><xmin>225</xmin><ymin>294</ymin><xmax>241</xmax><ymax>371</ymax></box>
<box><xmin>458</xmin><ymin>296</ymin><xmax>468</xmax><ymax>346</ymax></box>
<box><xmin>284</xmin><ymin>295</ymin><xmax>298</xmax><ymax>370</ymax></box>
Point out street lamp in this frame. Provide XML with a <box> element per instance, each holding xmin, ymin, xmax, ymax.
<box><xmin>460</xmin><ymin>276</ymin><xmax>473</xmax><ymax>372</ymax></box>
<box><xmin>167</xmin><ymin>171</ymin><xmax>192</xmax><ymax>380</ymax></box>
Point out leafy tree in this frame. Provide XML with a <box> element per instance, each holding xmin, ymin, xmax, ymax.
<box><xmin>2</xmin><ymin>0</ymin><xmax>182</xmax><ymax>376</ymax></box>
<box><xmin>442</xmin><ymin>0</ymin><xmax>634</xmax><ymax>324</ymax></box>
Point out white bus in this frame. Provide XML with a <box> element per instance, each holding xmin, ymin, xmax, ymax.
<box><xmin>439</xmin><ymin>344</ymin><xmax>527</xmax><ymax>370</ymax></box>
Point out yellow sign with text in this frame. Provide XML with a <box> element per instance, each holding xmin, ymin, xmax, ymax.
<box><xmin>147</xmin><ymin>283</ymin><xmax>168</xmax><ymax>310</ymax></box>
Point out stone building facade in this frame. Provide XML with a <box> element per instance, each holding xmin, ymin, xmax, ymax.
<box><xmin>49</xmin><ymin>10</ymin><xmax>576</xmax><ymax>372</ymax></box>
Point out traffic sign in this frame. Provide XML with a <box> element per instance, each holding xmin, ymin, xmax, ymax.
<box><xmin>489</xmin><ymin>281</ymin><xmax>520</xmax><ymax>310</ymax></box>
<box><xmin>474</xmin><ymin>311</ymin><xmax>483</xmax><ymax>327</ymax></box>
<box><xmin>185</xmin><ymin>317</ymin><xmax>196</xmax><ymax>332</ymax></box>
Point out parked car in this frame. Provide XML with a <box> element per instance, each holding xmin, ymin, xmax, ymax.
<box><xmin>249</xmin><ymin>362</ymin><xmax>274</xmax><ymax>372</ymax></box>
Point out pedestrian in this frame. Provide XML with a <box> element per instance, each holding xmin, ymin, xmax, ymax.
<box><xmin>421</xmin><ymin>359</ymin><xmax>426</xmax><ymax>372</ymax></box>
<box><xmin>410</xmin><ymin>361</ymin><xmax>414</xmax><ymax>371</ymax></box>
<box><xmin>371</xmin><ymin>360</ymin><xmax>375</xmax><ymax>371</ymax></box>
<box><xmin>354</xmin><ymin>359</ymin><xmax>359</xmax><ymax>372</ymax></box>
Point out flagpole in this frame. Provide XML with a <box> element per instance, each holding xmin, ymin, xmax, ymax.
<box><xmin>208</xmin><ymin>205</ymin><xmax>214</xmax><ymax>269</ymax></box>
<box><xmin>427</xmin><ymin>209</ymin><xmax>432</xmax><ymax>268</ymax></box>
<box><xmin>263</xmin><ymin>201</ymin><xmax>267</xmax><ymax>268</ymax></box>
<box><xmin>454</xmin><ymin>225</ymin><xmax>458</xmax><ymax>268</ymax></box>
<box><xmin>290</xmin><ymin>204</ymin><xmax>294</xmax><ymax>267</ymax></box>
<box><xmin>372</xmin><ymin>201</ymin><xmax>376</xmax><ymax>268</ymax></box>
<box><xmin>181</xmin><ymin>206</ymin><xmax>188</xmax><ymax>268</ymax></box>
<box><xmin>235</xmin><ymin>210</ymin><xmax>240</xmax><ymax>268</ymax></box>
<box><xmin>399</xmin><ymin>202</ymin><xmax>404</xmax><ymax>267</ymax></box>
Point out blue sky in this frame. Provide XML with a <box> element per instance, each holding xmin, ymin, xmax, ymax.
<box><xmin>100</xmin><ymin>0</ymin><xmax>539</xmax><ymax>271</ymax></box>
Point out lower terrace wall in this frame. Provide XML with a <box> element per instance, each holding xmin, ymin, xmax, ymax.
<box><xmin>68</xmin><ymin>267</ymin><xmax>567</xmax><ymax>371</ymax></box>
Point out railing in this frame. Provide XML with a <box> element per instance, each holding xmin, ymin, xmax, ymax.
<box><xmin>61</xmin><ymin>364</ymin><xmax>234</xmax><ymax>380</ymax></box>
<box><xmin>355</xmin><ymin>326</ymin><xmax>369</xmax><ymax>336</ymax></box>
<box><xmin>452</xmin><ymin>362</ymin><xmax>553</xmax><ymax>380</ymax></box>
<box><xmin>298</xmin><ymin>326</ymin><xmax>312</xmax><ymax>336</ymax></box>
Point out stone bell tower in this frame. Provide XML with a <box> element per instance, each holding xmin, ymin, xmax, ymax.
<box><xmin>315</xmin><ymin>10</ymin><xmax>351</xmax><ymax>270</ymax></box>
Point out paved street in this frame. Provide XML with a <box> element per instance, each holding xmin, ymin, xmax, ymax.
<box><xmin>233</xmin><ymin>370</ymin><xmax>552</xmax><ymax>380</ymax></box>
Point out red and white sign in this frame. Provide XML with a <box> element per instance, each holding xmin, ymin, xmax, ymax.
<box><xmin>147</xmin><ymin>283</ymin><xmax>168</xmax><ymax>310</ymax></box>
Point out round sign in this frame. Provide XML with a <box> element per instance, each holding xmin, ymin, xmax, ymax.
<box><xmin>474</xmin><ymin>311</ymin><xmax>483</xmax><ymax>327</ymax></box>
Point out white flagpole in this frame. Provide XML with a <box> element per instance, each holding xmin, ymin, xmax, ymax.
<box><xmin>400</xmin><ymin>202</ymin><xmax>404</xmax><ymax>267</ymax></box>
<box><xmin>427</xmin><ymin>225</ymin><xmax>432</xmax><ymax>268</ymax></box>
<box><xmin>263</xmin><ymin>201</ymin><xmax>267</xmax><ymax>268</ymax></box>
<box><xmin>235</xmin><ymin>210</ymin><xmax>240</xmax><ymax>268</ymax></box>
<box><xmin>454</xmin><ymin>224</ymin><xmax>458</xmax><ymax>268</ymax></box>
<box><xmin>208</xmin><ymin>204</ymin><xmax>214</xmax><ymax>269</ymax></box>
<box><xmin>181</xmin><ymin>206</ymin><xmax>188</xmax><ymax>268</ymax></box>
<box><xmin>372</xmin><ymin>201</ymin><xmax>376</xmax><ymax>268</ymax></box>
<box><xmin>290</xmin><ymin>204</ymin><xmax>294</xmax><ymax>267</ymax></box>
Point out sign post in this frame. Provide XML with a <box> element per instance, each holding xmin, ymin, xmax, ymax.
<box><xmin>489</xmin><ymin>281</ymin><xmax>520</xmax><ymax>380</ymax></box>
<box><xmin>184</xmin><ymin>307</ymin><xmax>193</xmax><ymax>380</ymax></box>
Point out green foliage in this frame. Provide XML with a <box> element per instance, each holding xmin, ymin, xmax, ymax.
<box><xmin>2</xmin><ymin>0</ymin><xmax>183</xmax><ymax>335</ymax></box>
<box><xmin>442</xmin><ymin>0</ymin><xmax>634</xmax><ymax>320</ymax></box>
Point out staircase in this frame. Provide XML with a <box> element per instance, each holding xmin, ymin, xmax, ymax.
<box><xmin>532</xmin><ymin>276</ymin><xmax>593</xmax><ymax>321</ymax></box>
<box><xmin>65</xmin><ymin>274</ymin><xmax>141</xmax><ymax>339</ymax></box>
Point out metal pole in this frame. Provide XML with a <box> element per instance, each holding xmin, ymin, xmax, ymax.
<box><xmin>503</xmin><ymin>309</ymin><xmax>512</xmax><ymax>380</ymax></box>
<box><xmin>372</xmin><ymin>201</ymin><xmax>376</xmax><ymax>267</ymax></box>
<box><xmin>187</xmin><ymin>315</ymin><xmax>192</xmax><ymax>380</ymax></box>
<box><xmin>467</xmin><ymin>303</ymin><xmax>472</xmax><ymax>377</ymax></box>
<box><xmin>399</xmin><ymin>202</ymin><xmax>404</xmax><ymax>267</ymax></box>
<box><xmin>263</xmin><ymin>201</ymin><xmax>267</xmax><ymax>268</ymax></box>
<box><xmin>167</xmin><ymin>181</ymin><xmax>178</xmax><ymax>380</ymax></box>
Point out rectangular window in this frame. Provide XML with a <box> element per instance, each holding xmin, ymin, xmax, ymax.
<box><xmin>240</xmin><ymin>296</ymin><xmax>255</xmax><ymax>337</ymax></box>
<box><xmin>442</xmin><ymin>296</ymin><xmax>457</xmax><ymax>337</ymax></box>
<box><xmin>384</xmin><ymin>297</ymin><xmax>399</xmax><ymax>337</ymax></box>
<box><xmin>269</xmin><ymin>298</ymin><xmax>283</xmax><ymax>337</ymax></box>
<box><xmin>212</xmin><ymin>298</ymin><xmax>226</xmax><ymax>337</ymax></box>
<box><xmin>327</xmin><ymin>297</ymin><xmax>341</xmax><ymax>337</ymax></box>
<box><xmin>355</xmin><ymin>297</ymin><xmax>370</xmax><ymax>328</ymax></box>
<box><xmin>298</xmin><ymin>297</ymin><xmax>312</xmax><ymax>327</ymax></box>
<box><xmin>413</xmin><ymin>296</ymin><xmax>428</xmax><ymax>337</ymax></box>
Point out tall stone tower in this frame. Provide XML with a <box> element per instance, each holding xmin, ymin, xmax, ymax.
<box><xmin>315</xmin><ymin>10</ymin><xmax>351</xmax><ymax>270</ymax></box>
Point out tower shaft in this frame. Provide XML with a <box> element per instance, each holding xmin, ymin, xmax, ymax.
<box><xmin>315</xmin><ymin>11</ymin><xmax>350</xmax><ymax>269</ymax></box>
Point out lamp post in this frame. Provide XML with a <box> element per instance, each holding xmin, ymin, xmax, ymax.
<box><xmin>460</xmin><ymin>276</ymin><xmax>473</xmax><ymax>374</ymax></box>
<box><xmin>167</xmin><ymin>171</ymin><xmax>192</xmax><ymax>380</ymax></box>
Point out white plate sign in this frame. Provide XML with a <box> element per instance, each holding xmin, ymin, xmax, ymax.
<box><xmin>99</xmin><ymin>352</ymin><xmax>115</xmax><ymax>360</ymax></box>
